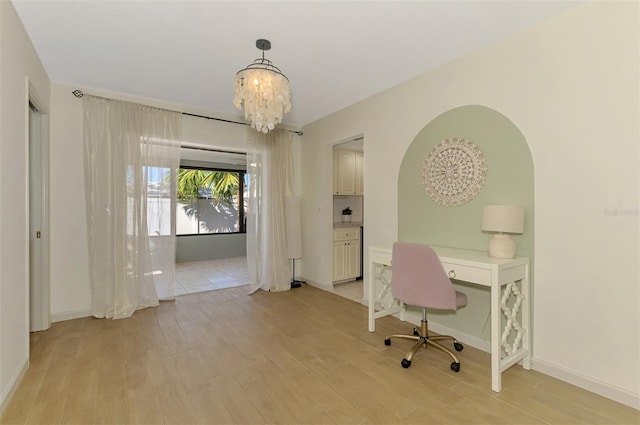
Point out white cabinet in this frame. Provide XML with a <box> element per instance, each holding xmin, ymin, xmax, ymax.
<box><xmin>333</xmin><ymin>227</ymin><xmax>361</xmax><ymax>282</ymax></box>
<box><xmin>333</xmin><ymin>149</ymin><xmax>363</xmax><ymax>195</ymax></box>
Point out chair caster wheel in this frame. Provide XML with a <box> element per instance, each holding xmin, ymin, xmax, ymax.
<box><xmin>413</xmin><ymin>328</ymin><xmax>420</xmax><ymax>336</ymax></box>
<box><xmin>384</xmin><ymin>338</ymin><xmax>391</xmax><ymax>346</ymax></box>
<box><xmin>450</xmin><ymin>362</ymin><xmax>460</xmax><ymax>372</ymax></box>
<box><xmin>401</xmin><ymin>359</ymin><xmax>411</xmax><ymax>368</ymax></box>
<box><xmin>454</xmin><ymin>341</ymin><xmax>464</xmax><ymax>352</ymax></box>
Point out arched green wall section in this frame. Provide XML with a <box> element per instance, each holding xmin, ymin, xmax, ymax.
<box><xmin>398</xmin><ymin>105</ymin><xmax>534</xmax><ymax>341</ymax></box>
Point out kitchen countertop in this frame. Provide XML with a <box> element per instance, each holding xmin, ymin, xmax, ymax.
<box><xmin>333</xmin><ymin>221</ymin><xmax>363</xmax><ymax>228</ymax></box>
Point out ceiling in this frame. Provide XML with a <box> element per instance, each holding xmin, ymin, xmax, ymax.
<box><xmin>13</xmin><ymin>1</ymin><xmax>581</xmax><ymax>129</ymax></box>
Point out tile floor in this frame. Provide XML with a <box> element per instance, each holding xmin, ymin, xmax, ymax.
<box><xmin>175</xmin><ymin>256</ymin><xmax>364</xmax><ymax>305</ymax></box>
<box><xmin>174</xmin><ymin>256</ymin><xmax>250</xmax><ymax>296</ymax></box>
<box><xmin>332</xmin><ymin>279</ymin><xmax>364</xmax><ymax>304</ymax></box>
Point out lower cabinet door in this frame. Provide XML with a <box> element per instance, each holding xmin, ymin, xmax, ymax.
<box><xmin>333</xmin><ymin>241</ymin><xmax>347</xmax><ymax>281</ymax></box>
<box><xmin>333</xmin><ymin>238</ymin><xmax>361</xmax><ymax>282</ymax></box>
<box><xmin>345</xmin><ymin>240</ymin><xmax>360</xmax><ymax>279</ymax></box>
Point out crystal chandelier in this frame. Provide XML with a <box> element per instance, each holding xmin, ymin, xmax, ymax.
<box><xmin>233</xmin><ymin>39</ymin><xmax>292</xmax><ymax>133</ymax></box>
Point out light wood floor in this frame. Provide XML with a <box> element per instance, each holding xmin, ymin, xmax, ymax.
<box><xmin>2</xmin><ymin>285</ymin><xmax>638</xmax><ymax>425</ymax></box>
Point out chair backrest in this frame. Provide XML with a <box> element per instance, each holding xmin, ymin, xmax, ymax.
<box><xmin>391</xmin><ymin>242</ymin><xmax>457</xmax><ymax>310</ymax></box>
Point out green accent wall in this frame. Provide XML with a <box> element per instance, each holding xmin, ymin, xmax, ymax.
<box><xmin>398</xmin><ymin>105</ymin><xmax>534</xmax><ymax>342</ymax></box>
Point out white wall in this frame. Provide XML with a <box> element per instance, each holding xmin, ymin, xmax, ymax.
<box><xmin>49</xmin><ymin>82</ymin><xmax>302</xmax><ymax>320</ymax></box>
<box><xmin>48</xmin><ymin>84</ymin><xmax>91</xmax><ymax>321</ymax></box>
<box><xmin>300</xmin><ymin>2</ymin><xmax>639</xmax><ymax>408</ymax></box>
<box><xmin>0</xmin><ymin>1</ymin><xmax>51</xmax><ymax>412</ymax></box>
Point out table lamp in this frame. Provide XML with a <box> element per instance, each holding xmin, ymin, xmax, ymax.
<box><xmin>481</xmin><ymin>205</ymin><xmax>524</xmax><ymax>259</ymax></box>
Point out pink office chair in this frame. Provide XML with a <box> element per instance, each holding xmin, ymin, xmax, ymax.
<box><xmin>384</xmin><ymin>242</ymin><xmax>467</xmax><ymax>372</ymax></box>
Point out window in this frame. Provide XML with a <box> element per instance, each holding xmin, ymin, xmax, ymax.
<box><xmin>175</xmin><ymin>167</ymin><xmax>246</xmax><ymax>235</ymax></box>
<box><xmin>142</xmin><ymin>165</ymin><xmax>174</xmax><ymax>236</ymax></box>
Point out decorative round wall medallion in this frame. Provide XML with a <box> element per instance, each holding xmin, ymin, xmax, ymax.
<box><xmin>421</xmin><ymin>137</ymin><xmax>487</xmax><ymax>207</ymax></box>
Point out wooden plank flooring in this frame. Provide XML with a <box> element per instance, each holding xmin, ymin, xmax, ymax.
<box><xmin>2</xmin><ymin>285</ymin><xmax>638</xmax><ymax>424</ymax></box>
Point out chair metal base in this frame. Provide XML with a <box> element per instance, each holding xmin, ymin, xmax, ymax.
<box><xmin>384</xmin><ymin>313</ymin><xmax>463</xmax><ymax>372</ymax></box>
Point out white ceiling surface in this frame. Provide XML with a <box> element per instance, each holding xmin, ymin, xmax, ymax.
<box><xmin>13</xmin><ymin>1</ymin><xmax>581</xmax><ymax>129</ymax></box>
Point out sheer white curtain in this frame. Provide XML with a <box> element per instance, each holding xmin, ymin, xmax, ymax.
<box><xmin>246</xmin><ymin>128</ymin><xmax>293</xmax><ymax>293</ymax></box>
<box><xmin>83</xmin><ymin>96</ymin><xmax>181</xmax><ymax>319</ymax></box>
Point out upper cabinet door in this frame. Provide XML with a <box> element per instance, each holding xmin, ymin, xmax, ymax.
<box><xmin>333</xmin><ymin>148</ymin><xmax>364</xmax><ymax>196</ymax></box>
<box><xmin>338</xmin><ymin>150</ymin><xmax>357</xmax><ymax>195</ymax></box>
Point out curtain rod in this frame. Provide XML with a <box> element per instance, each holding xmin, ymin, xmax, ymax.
<box><xmin>71</xmin><ymin>90</ymin><xmax>303</xmax><ymax>136</ymax></box>
<box><xmin>181</xmin><ymin>143</ymin><xmax>246</xmax><ymax>155</ymax></box>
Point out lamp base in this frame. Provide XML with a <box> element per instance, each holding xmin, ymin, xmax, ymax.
<box><xmin>290</xmin><ymin>279</ymin><xmax>304</xmax><ymax>289</ymax></box>
<box><xmin>290</xmin><ymin>258</ymin><xmax>305</xmax><ymax>289</ymax></box>
<box><xmin>488</xmin><ymin>234</ymin><xmax>517</xmax><ymax>259</ymax></box>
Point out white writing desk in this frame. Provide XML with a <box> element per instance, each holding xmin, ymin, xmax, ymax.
<box><xmin>368</xmin><ymin>244</ymin><xmax>530</xmax><ymax>393</ymax></box>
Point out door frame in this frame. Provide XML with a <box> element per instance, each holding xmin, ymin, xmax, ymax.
<box><xmin>27</xmin><ymin>79</ymin><xmax>50</xmax><ymax>332</ymax></box>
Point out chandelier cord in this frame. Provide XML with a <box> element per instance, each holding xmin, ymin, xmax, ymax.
<box><xmin>71</xmin><ymin>90</ymin><xmax>303</xmax><ymax>136</ymax></box>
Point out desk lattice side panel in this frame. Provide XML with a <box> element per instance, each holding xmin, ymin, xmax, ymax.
<box><xmin>373</xmin><ymin>264</ymin><xmax>401</xmax><ymax>312</ymax></box>
<box><xmin>500</xmin><ymin>280</ymin><xmax>525</xmax><ymax>358</ymax></box>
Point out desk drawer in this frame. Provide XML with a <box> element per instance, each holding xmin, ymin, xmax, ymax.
<box><xmin>370</xmin><ymin>249</ymin><xmax>392</xmax><ymax>266</ymax></box>
<box><xmin>440</xmin><ymin>262</ymin><xmax>491</xmax><ymax>285</ymax></box>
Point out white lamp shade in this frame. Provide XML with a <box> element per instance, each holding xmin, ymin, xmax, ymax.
<box><xmin>285</xmin><ymin>196</ymin><xmax>302</xmax><ymax>259</ymax></box>
<box><xmin>482</xmin><ymin>205</ymin><xmax>524</xmax><ymax>234</ymax></box>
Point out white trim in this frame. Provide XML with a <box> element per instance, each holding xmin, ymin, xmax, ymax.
<box><xmin>306</xmin><ymin>279</ymin><xmax>334</xmax><ymax>292</ymax></box>
<box><xmin>28</xmin><ymin>84</ymin><xmax>52</xmax><ymax>332</ymax></box>
<box><xmin>52</xmin><ymin>309</ymin><xmax>92</xmax><ymax>323</ymax></box>
<box><xmin>0</xmin><ymin>357</ymin><xmax>28</xmax><ymax>416</ymax></box>
<box><xmin>27</xmin><ymin>79</ymin><xmax>48</xmax><ymax>114</ymax></box>
<box><xmin>533</xmin><ymin>358</ymin><xmax>640</xmax><ymax>411</ymax></box>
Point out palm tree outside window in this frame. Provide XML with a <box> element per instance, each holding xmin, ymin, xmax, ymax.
<box><xmin>171</xmin><ymin>167</ymin><xmax>246</xmax><ymax>235</ymax></box>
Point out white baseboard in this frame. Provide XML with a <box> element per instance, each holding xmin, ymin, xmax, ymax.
<box><xmin>532</xmin><ymin>358</ymin><xmax>640</xmax><ymax>411</ymax></box>
<box><xmin>52</xmin><ymin>308</ymin><xmax>91</xmax><ymax>323</ymax></box>
<box><xmin>0</xmin><ymin>356</ymin><xmax>28</xmax><ymax>416</ymax></box>
<box><xmin>306</xmin><ymin>279</ymin><xmax>333</xmax><ymax>292</ymax></box>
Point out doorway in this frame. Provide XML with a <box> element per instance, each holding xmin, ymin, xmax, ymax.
<box><xmin>28</xmin><ymin>99</ymin><xmax>50</xmax><ymax>332</ymax></box>
<box><xmin>331</xmin><ymin>136</ymin><xmax>364</xmax><ymax>304</ymax></box>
